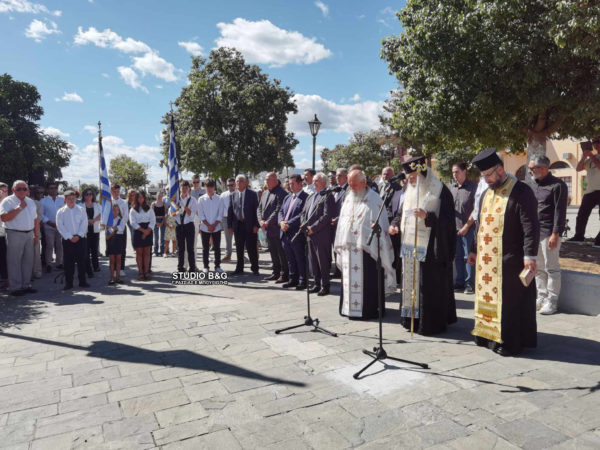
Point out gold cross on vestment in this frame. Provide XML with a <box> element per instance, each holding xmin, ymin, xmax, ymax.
<box><xmin>483</xmin><ymin>292</ymin><xmax>493</xmax><ymax>303</ymax></box>
<box><xmin>482</xmin><ymin>273</ymin><xmax>492</xmax><ymax>285</ymax></box>
<box><xmin>482</xmin><ymin>253</ymin><xmax>492</xmax><ymax>265</ymax></box>
<box><xmin>483</xmin><ymin>234</ymin><xmax>492</xmax><ymax>245</ymax></box>
<box><xmin>485</xmin><ymin>214</ymin><xmax>494</xmax><ymax>226</ymax></box>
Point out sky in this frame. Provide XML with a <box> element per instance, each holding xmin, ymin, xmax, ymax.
<box><xmin>1</xmin><ymin>0</ymin><xmax>405</xmax><ymax>186</ymax></box>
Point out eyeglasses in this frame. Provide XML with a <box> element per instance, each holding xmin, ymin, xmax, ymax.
<box><xmin>481</xmin><ymin>166</ymin><xmax>499</xmax><ymax>179</ymax></box>
<box><xmin>528</xmin><ymin>166</ymin><xmax>543</xmax><ymax>173</ymax></box>
<box><xmin>15</xmin><ymin>187</ymin><xmax>27</xmax><ymax>191</ymax></box>
<box><xmin>84</xmin><ymin>193</ymin><xmax>93</xmax><ymax>196</ymax></box>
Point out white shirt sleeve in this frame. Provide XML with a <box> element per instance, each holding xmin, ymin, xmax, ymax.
<box><xmin>56</xmin><ymin>207</ymin><xmax>72</xmax><ymax>240</ymax></box>
<box><xmin>129</xmin><ymin>208</ymin><xmax>139</xmax><ymax>230</ymax></box>
<box><xmin>78</xmin><ymin>206</ymin><xmax>88</xmax><ymax>237</ymax></box>
<box><xmin>148</xmin><ymin>208</ymin><xmax>156</xmax><ymax>229</ymax></box>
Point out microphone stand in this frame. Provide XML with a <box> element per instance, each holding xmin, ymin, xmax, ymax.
<box><xmin>353</xmin><ymin>184</ymin><xmax>428</xmax><ymax>379</ymax></box>
<box><xmin>275</xmin><ymin>191</ymin><xmax>338</xmax><ymax>337</ymax></box>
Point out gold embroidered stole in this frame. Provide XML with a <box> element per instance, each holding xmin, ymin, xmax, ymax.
<box><xmin>472</xmin><ymin>176</ymin><xmax>517</xmax><ymax>343</ymax></box>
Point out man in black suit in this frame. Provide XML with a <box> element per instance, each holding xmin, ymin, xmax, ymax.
<box><xmin>331</xmin><ymin>168</ymin><xmax>348</xmax><ymax>278</ymax></box>
<box><xmin>301</xmin><ymin>172</ymin><xmax>335</xmax><ymax>296</ymax></box>
<box><xmin>227</xmin><ymin>175</ymin><xmax>260</xmax><ymax>275</ymax></box>
<box><xmin>258</xmin><ymin>172</ymin><xmax>289</xmax><ymax>283</ymax></box>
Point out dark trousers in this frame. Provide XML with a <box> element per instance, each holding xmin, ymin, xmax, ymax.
<box><xmin>575</xmin><ymin>191</ymin><xmax>600</xmax><ymax>239</ymax></box>
<box><xmin>390</xmin><ymin>229</ymin><xmax>402</xmax><ymax>284</ymax></box>
<box><xmin>309</xmin><ymin>234</ymin><xmax>331</xmax><ymax>288</ymax></box>
<box><xmin>121</xmin><ymin>226</ymin><xmax>127</xmax><ymax>267</ymax></box>
<box><xmin>454</xmin><ymin>228</ymin><xmax>475</xmax><ymax>288</ymax></box>
<box><xmin>176</xmin><ymin>222</ymin><xmax>196</xmax><ymax>271</ymax></box>
<box><xmin>266</xmin><ymin>233</ymin><xmax>288</xmax><ymax>278</ymax></box>
<box><xmin>282</xmin><ymin>233</ymin><xmax>306</xmax><ymax>283</ymax></box>
<box><xmin>86</xmin><ymin>231</ymin><xmax>99</xmax><ymax>275</ymax></box>
<box><xmin>62</xmin><ymin>238</ymin><xmax>87</xmax><ymax>286</ymax></box>
<box><xmin>234</xmin><ymin>224</ymin><xmax>259</xmax><ymax>272</ymax></box>
<box><xmin>201</xmin><ymin>230</ymin><xmax>221</xmax><ymax>269</ymax></box>
<box><xmin>0</xmin><ymin>236</ymin><xmax>7</xmax><ymax>280</ymax></box>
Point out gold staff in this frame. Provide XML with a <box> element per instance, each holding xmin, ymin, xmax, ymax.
<box><xmin>410</xmin><ymin>161</ymin><xmax>427</xmax><ymax>338</ymax></box>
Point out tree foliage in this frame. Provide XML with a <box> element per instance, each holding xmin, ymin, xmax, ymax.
<box><xmin>109</xmin><ymin>154</ymin><xmax>149</xmax><ymax>190</ymax></box>
<box><xmin>0</xmin><ymin>73</ymin><xmax>71</xmax><ymax>186</ymax></box>
<box><xmin>381</xmin><ymin>1</ymin><xmax>600</xmax><ymax>156</ymax></box>
<box><xmin>162</xmin><ymin>48</ymin><xmax>298</xmax><ymax>179</ymax></box>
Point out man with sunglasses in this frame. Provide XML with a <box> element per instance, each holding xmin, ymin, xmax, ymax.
<box><xmin>220</xmin><ymin>178</ymin><xmax>236</xmax><ymax>262</ymax></box>
<box><xmin>568</xmin><ymin>138</ymin><xmax>600</xmax><ymax>247</ymax></box>
<box><xmin>467</xmin><ymin>149</ymin><xmax>540</xmax><ymax>357</ymax></box>
<box><xmin>0</xmin><ymin>180</ymin><xmax>39</xmax><ymax>296</ymax></box>
<box><xmin>40</xmin><ymin>182</ymin><xmax>64</xmax><ymax>272</ymax></box>
<box><xmin>528</xmin><ymin>156</ymin><xmax>568</xmax><ymax>315</ymax></box>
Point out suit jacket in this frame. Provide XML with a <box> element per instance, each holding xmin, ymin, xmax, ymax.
<box><xmin>257</xmin><ymin>184</ymin><xmax>288</xmax><ymax>237</ymax></box>
<box><xmin>333</xmin><ymin>183</ymin><xmax>348</xmax><ymax>220</ymax></box>
<box><xmin>227</xmin><ymin>189</ymin><xmax>259</xmax><ymax>233</ymax></box>
<box><xmin>301</xmin><ymin>191</ymin><xmax>335</xmax><ymax>240</ymax></box>
<box><xmin>278</xmin><ymin>190</ymin><xmax>308</xmax><ymax>237</ymax></box>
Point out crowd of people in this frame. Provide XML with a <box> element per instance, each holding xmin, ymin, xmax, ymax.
<box><xmin>1</xmin><ymin>142</ymin><xmax>599</xmax><ymax>358</ymax></box>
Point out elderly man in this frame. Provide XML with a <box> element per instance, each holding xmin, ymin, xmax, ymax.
<box><xmin>335</xmin><ymin>169</ymin><xmax>395</xmax><ymax>319</ymax></box>
<box><xmin>0</xmin><ymin>180</ymin><xmax>39</xmax><ymax>296</ymax></box>
<box><xmin>279</xmin><ymin>174</ymin><xmax>309</xmax><ymax>289</ymax></box>
<box><xmin>174</xmin><ymin>180</ymin><xmax>199</xmax><ymax>272</ymax></box>
<box><xmin>56</xmin><ymin>190</ymin><xmax>90</xmax><ymax>291</ymax></box>
<box><xmin>0</xmin><ymin>182</ymin><xmax>10</xmax><ymax>290</ymax></box>
<box><xmin>528</xmin><ymin>155</ymin><xmax>568</xmax><ymax>315</ymax></box>
<box><xmin>391</xmin><ymin>157</ymin><xmax>456</xmax><ymax>334</ymax></box>
<box><xmin>301</xmin><ymin>172</ymin><xmax>335</xmax><ymax>296</ymax></box>
<box><xmin>468</xmin><ymin>148</ymin><xmax>540</xmax><ymax>356</ymax></box>
<box><xmin>331</xmin><ymin>168</ymin><xmax>349</xmax><ymax>279</ymax></box>
<box><xmin>258</xmin><ymin>172</ymin><xmax>289</xmax><ymax>282</ymax></box>
<box><xmin>228</xmin><ymin>174</ymin><xmax>260</xmax><ymax>275</ymax></box>
<box><xmin>40</xmin><ymin>182</ymin><xmax>64</xmax><ymax>272</ymax></box>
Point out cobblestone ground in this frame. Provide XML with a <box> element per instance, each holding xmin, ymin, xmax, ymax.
<box><xmin>0</xmin><ymin>240</ymin><xmax>598</xmax><ymax>449</ymax></box>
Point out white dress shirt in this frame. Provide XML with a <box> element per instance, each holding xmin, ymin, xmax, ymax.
<box><xmin>41</xmin><ymin>196</ymin><xmax>65</xmax><ymax>224</ymax></box>
<box><xmin>0</xmin><ymin>195</ymin><xmax>37</xmax><ymax>231</ymax></box>
<box><xmin>303</xmin><ymin>184</ymin><xmax>316</xmax><ymax>194</ymax></box>
<box><xmin>220</xmin><ymin>190</ymin><xmax>234</xmax><ymax>218</ymax></box>
<box><xmin>103</xmin><ymin>197</ymin><xmax>128</xmax><ymax>227</ymax></box>
<box><xmin>198</xmin><ymin>193</ymin><xmax>225</xmax><ymax>232</ymax></box>
<box><xmin>56</xmin><ymin>204</ymin><xmax>88</xmax><ymax>240</ymax></box>
<box><xmin>129</xmin><ymin>207</ymin><xmax>156</xmax><ymax>230</ymax></box>
<box><xmin>175</xmin><ymin>194</ymin><xmax>198</xmax><ymax>225</ymax></box>
<box><xmin>108</xmin><ymin>214</ymin><xmax>127</xmax><ymax>235</ymax></box>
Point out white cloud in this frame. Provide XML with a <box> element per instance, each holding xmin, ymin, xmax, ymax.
<box><xmin>25</xmin><ymin>18</ymin><xmax>59</xmax><ymax>42</ymax></box>
<box><xmin>378</xmin><ymin>7</ymin><xmax>398</xmax><ymax>28</ymax></box>
<box><xmin>0</xmin><ymin>0</ymin><xmax>61</xmax><ymax>16</ymax></box>
<box><xmin>315</xmin><ymin>1</ymin><xmax>328</xmax><ymax>17</ymax></box>
<box><xmin>117</xmin><ymin>66</ymin><xmax>148</xmax><ymax>93</ymax></box>
<box><xmin>293</xmin><ymin>157</ymin><xmax>323</xmax><ymax>171</ymax></box>
<box><xmin>350</xmin><ymin>93</ymin><xmax>361</xmax><ymax>102</ymax></box>
<box><xmin>101</xmin><ymin>72</ymin><xmax>109</xmax><ymax>78</ymax></box>
<box><xmin>288</xmin><ymin>94</ymin><xmax>384</xmax><ymax>136</ymax></box>
<box><xmin>40</xmin><ymin>126</ymin><xmax>69</xmax><ymax>137</ymax></box>
<box><xmin>56</xmin><ymin>92</ymin><xmax>83</xmax><ymax>102</ymax></box>
<box><xmin>215</xmin><ymin>18</ymin><xmax>332</xmax><ymax>67</ymax></box>
<box><xmin>74</xmin><ymin>26</ymin><xmax>151</xmax><ymax>53</ymax></box>
<box><xmin>131</xmin><ymin>52</ymin><xmax>177</xmax><ymax>82</ymax></box>
<box><xmin>178</xmin><ymin>41</ymin><xmax>203</xmax><ymax>57</ymax></box>
<box><xmin>83</xmin><ymin>125</ymin><xmax>97</xmax><ymax>134</ymax></box>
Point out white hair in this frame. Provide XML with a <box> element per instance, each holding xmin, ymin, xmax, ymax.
<box><xmin>235</xmin><ymin>174</ymin><xmax>247</xmax><ymax>183</ymax></box>
<box><xmin>336</xmin><ymin>168</ymin><xmax>348</xmax><ymax>176</ymax></box>
<box><xmin>12</xmin><ymin>180</ymin><xmax>27</xmax><ymax>189</ymax></box>
<box><xmin>349</xmin><ymin>169</ymin><xmax>366</xmax><ymax>183</ymax></box>
<box><xmin>314</xmin><ymin>172</ymin><xmax>327</xmax><ymax>182</ymax></box>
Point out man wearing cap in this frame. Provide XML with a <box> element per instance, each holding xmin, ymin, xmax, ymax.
<box><xmin>56</xmin><ymin>190</ymin><xmax>90</xmax><ymax>291</ymax></box>
<box><xmin>467</xmin><ymin>148</ymin><xmax>539</xmax><ymax>357</ymax></box>
<box><xmin>390</xmin><ymin>156</ymin><xmax>457</xmax><ymax>335</ymax></box>
<box><xmin>0</xmin><ymin>180</ymin><xmax>39</xmax><ymax>296</ymax></box>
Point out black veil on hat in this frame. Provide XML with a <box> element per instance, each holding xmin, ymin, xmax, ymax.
<box><xmin>471</xmin><ymin>148</ymin><xmax>501</xmax><ymax>171</ymax></box>
<box><xmin>402</xmin><ymin>156</ymin><xmax>427</xmax><ymax>174</ymax></box>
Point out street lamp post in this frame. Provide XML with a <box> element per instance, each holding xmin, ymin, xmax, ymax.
<box><xmin>308</xmin><ymin>114</ymin><xmax>321</xmax><ymax>171</ymax></box>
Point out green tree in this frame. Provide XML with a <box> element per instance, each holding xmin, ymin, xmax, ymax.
<box><xmin>109</xmin><ymin>155</ymin><xmax>149</xmax><ymax>190</ymax></box>
<box><xmin>0</xmin><ymin>73</ymin><xmax>71</xmax><ymax>185</ymax></box>
<box><xmin>79</xmin><ymin>183</ymin><xmax>99</xmax><ymax>197</ymax></box>
<box><xmin>161</xmin><ymin>48</ymin><xmax>298</xmax><ymax>179</ymax></box>
<box><xmin>381</xmin><ymin>1</ymin><xmax>600</xmax><ymax>160</ymax></box>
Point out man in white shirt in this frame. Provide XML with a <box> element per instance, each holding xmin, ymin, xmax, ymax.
<box><xmin>40</xmin><ymin>182</ymin><xmax>65</xmax><ymax>272</ymax></box>
<box><xmin>0</xmin><ymin>182</ymin><xmax>10</xmax><ymax>290</ymax></box>
<box><xmin>190</xmin><ymin>175</ymin><xmax>206</xmax><ymax>257</ymax></box>
<box><xmin>0</xmin><ymin>180</ymin><xmax>39</xmax><ymax>296</ymax></box>
<box><xmin>198</xmin><ymin>180</ymin><xmax>225</xmax><ymax>273</ymax></box>
<box><xmin>56</xmin><ymin>190</ymin><xmax>90</xmax><ymax>291</ymax></box>
<box><xmin>107</xmin><ymin>183</ymin><xmax>128</xmax><ymax>274</ymax></box>
<box><xmin>303</xmin><ymin>169</ymin><xmax>316</xmax><ymax>194</ymax></box>
<box><xmin>175</xmin><ymin>180</ymin><xmax>199</xmax><ymax>272</ymax></box>
<box><xmin>220</xmin><ymin>178</ymin><xmax>236</xmax><ymax>261</ymax></box>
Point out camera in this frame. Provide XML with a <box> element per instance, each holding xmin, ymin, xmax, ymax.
<box><xmin>581</xmin><ymin>141</ymin><xmax>593</xmax><ymax>152</ymax></box>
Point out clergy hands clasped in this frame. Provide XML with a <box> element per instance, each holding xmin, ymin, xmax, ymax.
<box><xmin>389</xmin><ymin>225</ymin><xmax>399</xmax><ymax>235</ymax></box>
<box><xmin>412</xmin><ymin>208</ymin><xmax>427</xmax><ymax>220</ymax></box>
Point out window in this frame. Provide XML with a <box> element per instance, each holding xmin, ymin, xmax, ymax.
<box><xmin>550</xmin><ymin>161</ymin><xmax>570</xmax><ymax>170</ymax></box>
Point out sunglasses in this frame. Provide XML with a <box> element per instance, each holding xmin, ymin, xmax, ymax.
<box><xmin>84</xmin><ymin>193</ymin><xmax>93</xmax><ymax>196</ymax></box>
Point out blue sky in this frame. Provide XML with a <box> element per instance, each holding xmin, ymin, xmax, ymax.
<box><xmin>1</xmin><ymin>0</ymin><xmax>404</xmax><ymax>185</ymax></box>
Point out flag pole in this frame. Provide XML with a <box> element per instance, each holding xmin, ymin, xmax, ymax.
<box><xmin>97</xmin><ymin>121</ymin><xmax>102</xmax><ymax>204</ymax></box>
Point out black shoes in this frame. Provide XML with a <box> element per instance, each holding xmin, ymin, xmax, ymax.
<box><xmin>282</xmin><ymin>280</ymin><xmax>298</xmax><ymax>288</ymax></box>
<box><xmin>566</xmin><ymin>236</ymin><xmax>585</xmax><ymax>244</ymax></box>
<box><xmin>295</xmin><ymin>283</ymin><xmax>307</xmax><ymax>290</ymax></box>
<box><xmin>46</xmin><ymin>265</ymin><xmax>52</xmax><ymax>273</ymax></box>
<box><xmin>79</xmin><ymin>282</ymin><xmax>91</xmax><ymax>288</ymax></box>
<box><xmin>263</xmin><ymin>274</ymin><xmax>278</xmax><ymax>281</ymax></box>
<box><xmin>275</xmin><ymin>277</ymin><xmax>288</xmax><ymax>284</ymax></box>
<box><xmin>9</xmin><ymin>289</ymin><xmax>25</xmax><ymax>297</ymax></box>
<box><xmin>464</xmin><ymin>286</ymin><xmax>474</xmax><ymax>295</ymax></box>
<box><xmin>308</xmin><ymin>285</ymin><xmax>321</xmax><ymax>294</ymax></box>
<box><xmin>493</xmin><ymin>345</ymin><xmax>521</xmax><ymax>357</ymax></box>
<box><xmin>24</xmin><ymin>287</ymin><xmax>37</xmax><ymax>294</ymax></box>
<box><xmin>453</xmin><ymin>285</ymin><xmax>465</xmax><ymax>292</ymax></box>
<box><xmin>62</xmin><ymin>284</ymin><xmax>73</xmax><ymax>291</ymax></box>
<box><xmin>317</xmin><ymin>286</ymin><xmax>330</xmax><ymax>296</ymax></box>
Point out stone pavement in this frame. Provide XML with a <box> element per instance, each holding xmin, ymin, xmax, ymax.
<box><xmin>0</xmin><ymin>244</ymin><xmax>599</xmax><ymax>449</ymax></box>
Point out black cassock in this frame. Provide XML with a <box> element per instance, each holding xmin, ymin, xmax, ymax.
<box><xmin>472</xmin><ymin>180</ymin><xmax>539</xmax><ymax>353</ymax></box>
<box><xmin>397</xmin><ymin>184</ymin><xmax>457</xmax><ymax>335</ymax></box>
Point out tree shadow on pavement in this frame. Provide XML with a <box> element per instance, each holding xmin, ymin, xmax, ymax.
<box><xmin>0</xmin><ymin>332</ymin><xmax>306</xmax><ymax>388</ymax></box>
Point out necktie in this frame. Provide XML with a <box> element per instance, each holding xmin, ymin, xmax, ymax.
<box><xmin>310</xmin><ymin>193</ymin><xmax>319</xmax><ymax>215</ymax></box>
<box><xmin>284</xmin><ymin>195</ymin><xmax>296</xmax><ymax>221</ymax></box>
<box><xmin>238</xmin><ymin>192</ymin><xmax>243</xmax><ymax>221</ymax></box>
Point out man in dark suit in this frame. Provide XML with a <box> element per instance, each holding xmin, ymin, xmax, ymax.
<box><xmin>279</xmin><ymin>174</ymin><xmax>309</xmax><ymax>289</ymax></box>
<box><xmin>301</xmin><ymin>172</ymin><xmax>335</xmax><ymax>296</ymax></box>
<box><xmin>227</xmin><ymin>175</ymin><xmax>260</xmax><ymax>275</ymax></box>
<box><xmin>258</xmin><ymin>172</ymin><xmax>289</xmax><ymax>283</ymax></box>
<box><xmin>331</xmin><ymin>168</ymin><xmax>348</xmax><ymax>278</ymax></box>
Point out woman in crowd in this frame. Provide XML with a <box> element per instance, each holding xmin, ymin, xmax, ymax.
<box><xmin>107</xmin><ymin>203</ymin><xmax>126</xmax><ymax>285</ymax></box>
<box><xmin>151</xmin><ymin>191</ymin><xmax>166</xmax><ymax>257</ymax></box>
<box><xmin>164</xmin><ymin>209</ymin><xmax>177</xmax><ymax>256</ymax></box>
<box><xmin>82</xmin><ymin>188</ymin><xmax>101</xmax><ymax>277</ymax></box>
<box><xmin>129</xmin><ymin>191</ymin><xmax>155</xmax><ymax>281</ymax></box>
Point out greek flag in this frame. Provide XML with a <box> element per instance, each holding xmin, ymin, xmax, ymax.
<box><xmin>99</xmin><ymin>135</ymin><xmax>114</xmax><ymax>237</ymax></box>
<box><xmin>168</xmin><ymin>115</ymin><xmax>179</xmax><ymax>214</ymax></box>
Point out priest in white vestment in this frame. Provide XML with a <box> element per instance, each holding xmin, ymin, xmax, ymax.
<box><xmin>334</xmin><ymin>169</ymin><xmax>396</xmax><ymax>319</ymax></box>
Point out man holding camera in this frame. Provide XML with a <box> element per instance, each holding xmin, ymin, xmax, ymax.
<box><xmin>568</xmin><ymin>138</ymin><xmax>600</xmax><ymax>248</ymax></box>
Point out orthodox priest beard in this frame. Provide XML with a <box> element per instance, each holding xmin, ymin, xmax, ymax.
<box><xmin>346</xmin><ymin>187</ymin><xmax>367</xmax><ymax>203</ymax></box>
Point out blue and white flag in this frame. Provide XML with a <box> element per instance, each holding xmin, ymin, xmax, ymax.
<box><xmin>99</xmin><ymin>134</ymin><xmax>114</xmax><ymax>237</ymax></box>
<box><xmin>168</xmin><ymin>115</ymin><xmax>180</xmax><ymax>215</ymax></box>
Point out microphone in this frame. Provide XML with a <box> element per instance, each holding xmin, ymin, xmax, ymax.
<box><xmin>386</xmin><ymin>173</ymin><xmax>406</xmax><ymax>183</ymax></box>
<box><xmin>320</xmin><ymin>186</ymin><xmax>342</xmax><ymax>195</ymax></box>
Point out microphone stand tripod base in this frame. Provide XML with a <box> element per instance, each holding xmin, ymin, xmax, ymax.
<box><xmin>274</xmin><ymin>315</ymin><xmax>337</xmax><ymax>337</ymax></box>
<box><xmin>353</xmin><ymin>346</ymin><xmax>428</xmax><ymax>380</ymax></box>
